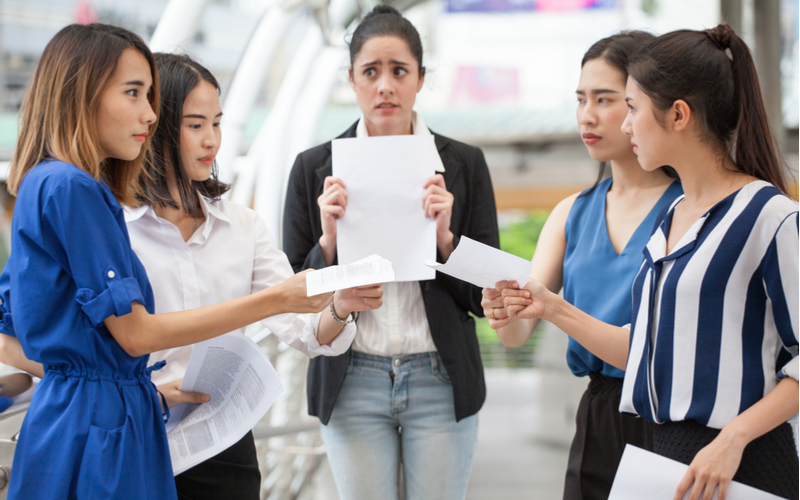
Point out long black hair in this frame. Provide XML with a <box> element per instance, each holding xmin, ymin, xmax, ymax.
<box><xmin>628</xmin><ymin>24</ymin><xmax>787</xmax><ymax>193</ymax></box>
<box><xmin>139</xmin><ymin>53</ymin><xmax>229</xmax><ymax>216</ymax></box>
<box><xmin>578</xmin><ymin>31</ymin><xmax>678</xmax><ymax>197</ymax></box>
<box><xmin>348</xmin><ymin>5</ymin><xmax>424</xmax><ymax>76</ymax></box>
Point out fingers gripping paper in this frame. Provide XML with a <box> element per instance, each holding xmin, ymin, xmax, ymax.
<box><xmin>332</xmin><ymin>135</ymin><xmax>437</xmax><ymax>282</ymax></box>
<box><xmin>165</xmin><ymin>334</ymin><xmax>283</xmax><ymax>475</ymax></box>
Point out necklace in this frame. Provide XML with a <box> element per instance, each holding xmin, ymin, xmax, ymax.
<box><xmin>193</xmin><ymin>216</ymin><xmax>198</xmax><ymax>233</ymax></box>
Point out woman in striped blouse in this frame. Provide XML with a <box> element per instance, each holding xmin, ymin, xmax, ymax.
<box><xmin>502</xmin><ymin>24</ymin><xmax>798</xmax><ymax>500</ymax></box>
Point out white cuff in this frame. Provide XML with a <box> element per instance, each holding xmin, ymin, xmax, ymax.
<box><xmin>779</xmin><ymin>357</ymin><xmax>799</xmax><ymax>381</ymax></box>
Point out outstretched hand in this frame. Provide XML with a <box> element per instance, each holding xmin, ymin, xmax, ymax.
<box><xmin>502</xmin><ymin>279</ymin><xmax>551</xmax><ymax>321</ymax></box>
<box><xmin>276</xmin><ymin>269</ymin><xmax>334</xmax><ymax>314</ymax></box>
<box><xmin>482</xmin><ymin>281</ymin><xmax>528</xmax><ymax>329</ymax></box>
<box><xmin>157</xmin><ymin>379</ymin><xmax>210</xmax><ymax>410</ymax></box>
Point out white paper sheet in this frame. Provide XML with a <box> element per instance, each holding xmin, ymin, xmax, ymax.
<box><xmin>424</xmin><ymin>236</ymin><xmax>532</xmax><ymax>288</ymax></box>
<box><xmin>609</xmin><ymin>445</ymin><xmax>784</xmax><ymax>500</ymax></box>
<box><xmin>332</xmin><ymin>135</ymin><xmax>437</xmax><ymax>282</ymax></box>
<box><xmin>306</xmin><ymin>254</ymin><xmax>394</xmax><ymax>296</ymax></box>
<box><xmin>165</xmin><ymin>334</ymin><xmax>283</xmax><ymax>476</ymax></box>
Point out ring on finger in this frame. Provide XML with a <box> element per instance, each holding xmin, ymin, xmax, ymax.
<box><xmin>489</xmin><ymin>307</ymin><xmax>496</xmax><ymax>319</ymax></box>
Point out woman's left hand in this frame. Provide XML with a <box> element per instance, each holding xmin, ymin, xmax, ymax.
<box><xmin>333</xmin><ymin>284</ymin><xmax>384</xmax><ymax>317</ymax></box>
<box><xmin>422</xmin><ymin>174</ymin><xmax>455</xmax><ymax>256</ymax></box>
<box><xmin>157</xmin><ymin>379</ymin><xmax>210</xmax><ymax>410</ymax></box>
<box><xmin>673</xmin><ymin>428</ymin><xmax>745</xmax><ymax>500</ymax></box>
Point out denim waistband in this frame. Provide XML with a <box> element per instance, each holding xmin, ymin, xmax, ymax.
<box><xmin>351</xmin><ymin>350</ymin><xmax>440</xmax><ymax>371</ymax></box>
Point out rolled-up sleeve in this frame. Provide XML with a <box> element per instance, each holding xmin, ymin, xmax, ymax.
<box><xmin>764</xmin><ymin>212</ymin><xmax>798</xmax><ymax>381</ymax></box>
<box><xmin>0</xmin><ymin>269</ymin><xmax>15</xmax><ymax>337</ymax></box>
<box><xmin>41</xmin><ymin>177</ymin><xmax>147</xmax><ymax>326</ymax></box>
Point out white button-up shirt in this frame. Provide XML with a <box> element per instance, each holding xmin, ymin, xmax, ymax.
<box><xmin>125</xmin><ymin>196</ymin><xmax>356</xmax><ymax>386</ymax></box>
<box><xmin>351</xmin><ymin>112</ymin><xmax>441</xmax><ymax>357</ymax></box>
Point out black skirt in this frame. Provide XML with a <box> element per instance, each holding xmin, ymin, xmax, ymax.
<box><xmin>174</xmin><ymin>430</ymin><xmax>261</xmax><ymax>500</ymax></box>
<box><xmin>654</xmin><ymin>419</ymin><xmax>799</xmax><ymax>500</ymax></box>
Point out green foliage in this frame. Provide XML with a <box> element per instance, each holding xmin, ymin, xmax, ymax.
<box><xmin>499</xmin><ymin>210</ymin><xmax>549</xmax><ymax>261</ymax></box>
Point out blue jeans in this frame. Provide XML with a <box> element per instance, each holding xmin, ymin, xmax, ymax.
<box><xmin>320</xmin><ymin>351</ymin><xmax>479</xmax><ymax>500</ymax></box>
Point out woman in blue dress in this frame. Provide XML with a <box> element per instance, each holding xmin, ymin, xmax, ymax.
<box><xmin>502</xmin><ymin>24</ymin><xmax>798</xmax><ymax>500</ymax></box>
<box><xmin>0</xmin><ymin>24</ymin><xmax>333</xmax><ymax>500</ymax></box>
<box><xmin>481</xmin><ymin>32</ymin><xmax>681</xmax><ymax>500</ymax></box>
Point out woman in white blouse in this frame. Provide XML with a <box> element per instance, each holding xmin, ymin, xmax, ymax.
<box><xmin>126</xmin><ymin>53</ymin><xmax>383</xmax><ymax>500</ymax></box>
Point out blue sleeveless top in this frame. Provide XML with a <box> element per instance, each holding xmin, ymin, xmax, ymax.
<box><xmin>563</xmin><ymin>178</ymin><xmax>682</xmax><ymax>378</ymax></box>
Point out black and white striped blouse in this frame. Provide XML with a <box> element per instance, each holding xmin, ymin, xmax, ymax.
<box><xmin>620</xmin><ymin>181</ymin><xmax>798</xmax><ymax>429</ymax></box>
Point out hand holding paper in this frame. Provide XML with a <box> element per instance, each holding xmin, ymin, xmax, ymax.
<box><xmin>306</xmin><ymin>255</ymin><xmax>394</xmax><ymax>296</ymax></box>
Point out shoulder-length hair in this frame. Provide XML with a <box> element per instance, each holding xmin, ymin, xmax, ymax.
<box><xmin>8</xmin><ymin>23</ymin><xmax>159</xmax><ymax>205</ymax></box>
<box><xmin>139</xmin><ymin>53</ymin><xmax>229</xmax><ymax>217</ymax></box>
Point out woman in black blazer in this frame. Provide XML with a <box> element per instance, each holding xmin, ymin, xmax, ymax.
<box><xmin>282</xmin><ymin>6</ymin><xmax>498</xmax><ymax>500</ymax></box>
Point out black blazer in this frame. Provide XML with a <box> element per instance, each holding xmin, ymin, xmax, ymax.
<box><xmin>282</xmin><ymin>121</ymin><xmax>499</xmax><ymax>424</ymax></box>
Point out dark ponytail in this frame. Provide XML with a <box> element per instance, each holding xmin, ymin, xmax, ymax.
<box><xmin>348</xmin><ymin>5</ymin><xmax>424</xmax><ymax>74</ymax></box>
<box><xmin>628</xmin><ymin>24</ymin><xmax>787</xmax><ymax>194</ymax></box>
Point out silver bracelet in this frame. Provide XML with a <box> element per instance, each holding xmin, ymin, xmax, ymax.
<box><xmin>330</xmin><ymin>297</ymin><xmax>358</xmax><ymax>325</ymax></box>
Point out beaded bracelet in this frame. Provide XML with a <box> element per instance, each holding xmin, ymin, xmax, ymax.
<box><xmin>330</xmin><ymin>297</ymin><xmax>358</xmax><ymax>324</ymax></box>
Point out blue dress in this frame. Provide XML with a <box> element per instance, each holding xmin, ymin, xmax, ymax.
<box><xmin>0</xmin><ymin>161</ymin><xmax>177</xmax><ymax>499</ymax></box>
<box><xmin>562</xmin><ymin>178</ymin><xmax>683</xmax><ymax>378</ymax></box>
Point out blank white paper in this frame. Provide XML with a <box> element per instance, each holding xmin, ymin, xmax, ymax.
<box><xmin>424</xmin><ymin>236</ymin><xmax>532</xmax><ymax>289</ymax></box>
<box><xmin>306</xmin><ymin>254</ymin><xmax>395</xmax><ymax>296</ymax></box>
<box><xmin>609</xmin><ymin>445</ymin><xmax>784</xmax><ymax>500</ymax></box>
<box><xmin>332</xmin><ymin>135</ymin><xmax>436</xmax><ymax>282</ymax></box>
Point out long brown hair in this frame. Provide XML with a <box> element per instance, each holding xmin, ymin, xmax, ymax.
<box><xmin>8</xmin><ymin>23</ymin><xmax>160</xmax><ymax>205</ymax></box>
<box><xmin>627</xmin><ymin>24</ymin><xmax>787</xmax><ymax>194</ymax></box>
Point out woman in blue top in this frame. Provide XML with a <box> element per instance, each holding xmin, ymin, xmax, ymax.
<box><xmin>0</xmin><ymin>24</ymin><xmax>334</xmax><ymax>500</ymax></box>
<box><xmin>503</xmin><ymin>25</ymin><xmax>798</xmax><ymax>500</ymax></box>
<box><xmin>482</xmin><ymin>32</ymin><xmax>681</xmax><ymax>500</ymax></box>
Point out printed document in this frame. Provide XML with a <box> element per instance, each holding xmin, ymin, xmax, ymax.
<box><xmin>424</xmin><ymin>236</ymin><xmax>532</xmax><ymax>288</ymax></box>
<box><xmin>306</xmin><ymin>254</ymin><xmax>394</xmax><ymax>296</ymax></box>
<box><xmin>166</xmin><ymin>334</ymin><xmax>283</xmax><ymax>476</ymax></box>
<box><xmin>609</xmin><ymin>445</ymin><xmax>783</xmax><ymax>500</ymax></box>
<box><xmin>332</xmin><ymin>135</ymin><xmax>437</xmax><ymax>281</ymax></box>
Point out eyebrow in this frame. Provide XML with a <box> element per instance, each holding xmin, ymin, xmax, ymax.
<box><xmin>575</xmin><ymin>88</ymin><xmax>619</xmax><ymax>95</ymax></box>
<box><xmin>124</xmin><ymin>80</ymin><xmax>146</xmax><ymax>86</ymax></box>
<box><xmin>183</xmin><ymin>112</ymin><xmax>224</xmax><ymax>119</ymax></box>
<box><xmin>360</xmin><ymin>59</ymin><xmax>410</xmax><ymax>67</ymax></box>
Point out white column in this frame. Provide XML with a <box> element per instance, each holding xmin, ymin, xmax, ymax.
<box><xmin>149</xmin><ymin>0</ymin><xmax>213</xmax><ymax>52</ymax></box>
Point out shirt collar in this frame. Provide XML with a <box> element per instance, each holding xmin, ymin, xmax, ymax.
<box><xmin>355</xmin><ymin>111</ymin><xmax>445</xmax><ymax>173</ymax></box>
<box><xmin>123</xmin><ymin>194</ymin><xmax>231</xmax><ymax>227</ymax></box>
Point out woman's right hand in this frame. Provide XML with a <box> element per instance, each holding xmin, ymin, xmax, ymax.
<box><xmin>502</xmin><ymin>279</ymin><xmax>550</xmax><ymax>321</ymax></box>
<box><xmin>318</xmin><ymin>176</ymin><xmax>348</xmax><ymax>265</ymax></box>
<box><xmin>157</xmin><ymin>379</ymin><xmax>210</xmax><ymax>410</ymax></box>
<box><xmin>274</xmin><ymin>269</ymin><xmax>334</xmax><ymax>314</ymax></box>
<box><xmin>482</xmin><ymin>281</ymin><xmax>528</xmax><ymax>329</ymax></box>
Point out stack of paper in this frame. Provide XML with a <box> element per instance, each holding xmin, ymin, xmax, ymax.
<box><xmin>306</xmin><ymin>254</ymin><xmax>394</xmax><ymax>296</ymax></box>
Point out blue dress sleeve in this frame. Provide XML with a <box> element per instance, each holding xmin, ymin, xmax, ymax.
<box><xmin>40</xmin><ymin>175</ymin><xmax>147</xmax><ymax>327</ymax></box>
<box><xmin>0</xmin><ymin>268</ymin><xmax>15</xmax><ymax>337</ymax></box>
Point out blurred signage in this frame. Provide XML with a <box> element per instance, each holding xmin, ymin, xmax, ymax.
<box><xmin>449</xmin><ymin>66</ymin><xmax>519</xmax><ymax>106</ymax></box>
<box><xmin>446</xmin><ymin>0</ymin><xmax>616</xmax><ymax>13</ymax></box>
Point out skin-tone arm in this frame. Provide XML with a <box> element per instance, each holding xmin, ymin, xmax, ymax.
<box><xmin>674</xmin><ymin>377</ymin><xmax>799</xmax><ymax>500</ymax></box>
<box><xmin>481</xmin><ymin>194</ymin><xmax>576</xmax><ymax>347</ymax></box>
<box><xmin>503</xmin><ymin>279</ymin><xmax>631</xmax><ymax>369</ymax></box>
<box><xmin>104</xmin><ymin>269</ymin><xmax>331</xmax><ymax>358</ymax></box>
<box><xmin>317</xmin><ymin>285</ymin><xmax>384</xmax><ymax>345</ymax></box>
<box><xmin>0</xmin><ymin>333</ymin><xmax>44</xmax><ymax>378</ymax></box>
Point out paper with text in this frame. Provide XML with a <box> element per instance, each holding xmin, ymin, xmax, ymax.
<box><xmin>424</xmin><ymin>236</ymin><xmax>531</xmax><ymax>288</ymax></box>
<box><xmin>165</xmin><ymin>334</ymin><xmax>283</xmax><ymax>476</ymax></box>
<box><xmin>609</xmin><ymin>445</ymin><xmax>783</xmax><ymax>500</ymax></box>
<box><xmin>332</xmin><ymin>135</ymin><xmax>436</xmax><ymax>281</ymax></box>
<box><xmin>306</xmin><ymin>254</ymin><xmax>394</xmax><ymax>296</ymax></box>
